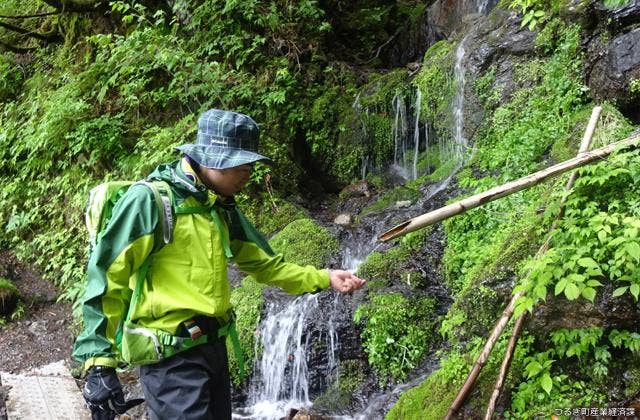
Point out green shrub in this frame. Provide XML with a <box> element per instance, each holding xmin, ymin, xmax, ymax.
<box><xmin>354</xmin><ymin>293</ymin><xmax>437</xmax><ymax>383</ymax></box>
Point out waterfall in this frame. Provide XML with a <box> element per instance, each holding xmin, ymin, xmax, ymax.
<box><xmin>238</xmin><ymin>293</ymin><xmax>341</xmax><ymax>419</ymax></box>
<box><xmin>391</xmin><ymin>92</ymin><xmax>409</xmax><ymax>179</ymax></box>
<box><xmin>412</xmin><ymin>89</ymin><xmax>422</xmax><ymax>180</ymax></box>
<box><xmin>452</xmin><ymin>36</ymin><xmax>468</xmax><ymax>163</ymax></box>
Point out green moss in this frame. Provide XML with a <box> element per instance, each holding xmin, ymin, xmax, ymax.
<box><xmin>357</xmin><ymin>229</ymin><xmax>429</xmax><ymax>289</ymax></box>
<box><xmin>269</xmin><ymin>218</ymin><xmax>338</xmax><ymax>267</ymax></box>
<box><xmin>388</xmin><ymin>334</ymin><xmax>532</xmax><ymax>419</ymax></box>
<box><xmin>386</xmin><ymin>366</ymin><xmax>459</xmax><ymax>420</ymax></box>
<box><xmin>227</xmin><ymin>277</ymin><xmax>265</xmax><ymax>385</ymax></box>
<box><xmin>312</xmin><ymin>359</ymin><xmax>366</xmax><ymax>412</ymax></box>
<box><xmin>0</xmin><ymin>277</ymin><xmax>17</xmax><ymax>294</ymax></box>
<box><xmin>412</xmin><ymin>40</ymin><xmax>456</xmax><ymax>140</ymax></box>
<box><xmin>240</xmin><ymin>193</ymin><xmax>308</xmax><ymax>237</ymax></box>
<box><xmin>361</xmin><ymin>186</ymin><xmax>421</xmax><ymax>216</ymax></box>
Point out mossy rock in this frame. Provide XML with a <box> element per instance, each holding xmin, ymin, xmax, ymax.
<box><xmin>312</xmin><ymin>359</ymin><xmax>366</xmax><ymax>413</ymax></box>
<box><xmin>361</xmin><ymin>186</ymin><xmax>421</xmax><ymax>216</ymax></box>
<box><xmin>0</xmin><ymin>277</ymin><xmax>19</xmax><ymax>316</ymax></box>
<box><xmin>269</xmin><ymin>218</ymin><xmax>339</xmax><ymax>267</ymax></box>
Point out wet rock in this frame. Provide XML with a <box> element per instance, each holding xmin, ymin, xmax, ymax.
<box><xmin>594</xmin><ymin>0</ymin><xmax>640</xmax><ymax>33</ymax></box>
<box><xmin>339</xmin><ymin>180</ymin><xmax>374</xmax><ymax>199</ymax></box>
<box><xmin>528</xmin><ymin>283</ymin><xmax>640</xmax><ymax>338</ymax></box>
<box><xmin>333</xmin><ymin>213</ymin><xmax>352</xmax><ymax>225</ymax></box>
<box><xmin>283</xmin><ymin>408</ymin><xmax>326</xmax><ymax>420</ymax></box>
<box><xmin>587</xmin><ymin>27</ymin><xmax>640</xmax><ymax>123</ymax></box>
<box><xmin>426</xmin><ymin>0</ymin><xmax>499</xmax><ymax>38</ymax></box>
<box><xmin>0</xmin><ymin>284</ymin><xmax>18</xmax><ymax>316</ymax></box>
<box><xmin>27</xmin><ymin>320</ymin><xmax>47</xmax><ymax>337</ymax></box>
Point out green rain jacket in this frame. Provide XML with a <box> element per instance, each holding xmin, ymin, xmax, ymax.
<box><xmin>73</xmin><ymin>159</ymin><xmax>330</xmax><ymax>370</ymax></box>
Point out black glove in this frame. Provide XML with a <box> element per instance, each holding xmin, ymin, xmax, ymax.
<box><xmin>82</xmin><ymin>366</ymin><xmax>144</xmax><ymax>420</ymax></box>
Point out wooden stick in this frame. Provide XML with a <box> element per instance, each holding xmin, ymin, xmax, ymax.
<box><xmin>444</xmin><ymin>107</ymin><xmax>603</xmax><ymax>420</ymax></box>
<box><xmin>482</xmin><ymin>106</ymin><xmax>602</xmax><ymax>420</ymax></box>
<box><xmin>378</xmin><ymin>129</ymin><xmax>639</xmax><ymax>242</ymax></box>
<box><xmin>483</xmin><ymin>313</ymin><xmax>527</xmax><ymax>420</ymax></box>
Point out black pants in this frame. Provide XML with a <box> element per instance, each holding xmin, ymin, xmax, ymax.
<box><xmin>139</xmin><ymin>340</ymin><xmax>231</xmax><ymax>420</ymax></box>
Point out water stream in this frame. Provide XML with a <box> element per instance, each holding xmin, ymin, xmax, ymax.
<box><xmin>235</xmin><ymin>33</ymin><xmax>471</xmax><ymax>420</ymax></box>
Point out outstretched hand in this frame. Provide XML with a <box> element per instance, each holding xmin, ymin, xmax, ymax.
<box><xmin>329</xmin><ymin>270</ymin><xmax>366</xmax><ymax>293</ymax></box>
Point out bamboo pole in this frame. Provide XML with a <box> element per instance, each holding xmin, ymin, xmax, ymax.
<box><xmin>378</xmin><ymin>130</ymin><xmax>640</xmax><ymax>242</ymax></box>
<box><xmin>482</xmin><ymin>106</ymin><xmax>602</xmax><ymax>419</ymax></box>
<box><xmin>483</xmin><ymin>313</ymin><xmax>527</xmax><ymax>420</ymax></box>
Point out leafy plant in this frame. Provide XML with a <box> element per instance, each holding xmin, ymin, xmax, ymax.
<box><xmin>354</xmin><ymin>293</ymin><xmax>436</xmax><ymax>383</ymax></box>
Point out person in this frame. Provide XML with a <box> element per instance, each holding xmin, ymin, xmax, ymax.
<box><xmin>73</xmin><ymin>109</ymin><xmax>366</xmax><ymax>420</ymax></box>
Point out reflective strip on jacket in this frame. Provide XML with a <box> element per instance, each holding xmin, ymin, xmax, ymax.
<box><xmin>73</xmin><ymin>160</ymin><xmax>329</xmax><ymax>370</ymax></box>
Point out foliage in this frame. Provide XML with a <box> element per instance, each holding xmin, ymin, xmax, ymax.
<box><xmin>388</xmin><ymin>334</ymin><xmax>533</xmax><ymax>419</ymax></box>
<box><xmin>514</xmin><ymin>146</ymin><xmax>640</xmax><ymax>315</ymax></box>
<box><xmin>630</xmin><ymin>78</ymin><xmax>640</xmax><ymax>96</ymax></box>
<box><xmin>504</xmin><ymin>327</ymin><xmax>640</xmax><ymax>418</ymax></box>
<box><xmin>269</xmin><ymin>218</ymin><xmax>338</xmax><ymax>267</ymax></box>
<box><xmin>354</xmin><ymin>293</ymin><xmax>436</xmax><ymax>383</ymax></box>
<box><xmin>0</xmin><ymin>54</ymin><xmax>23</xmax><ymax>102</ymax></box>
<box><xmin>0</xmin><ymin>277</ymin><xmax>23</xmax><ymax>325</ymax></box>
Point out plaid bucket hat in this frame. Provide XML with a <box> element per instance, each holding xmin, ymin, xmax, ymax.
<box><xmin>176</xmin><ymin>109</ymin><xmax>271</xmax><ymax>169</ymax></box>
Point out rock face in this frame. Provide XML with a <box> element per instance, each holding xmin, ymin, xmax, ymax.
<box><xmin>528</xmin><ymin>284</ymin><xmax>640</xmax><ymax>338</ymax></box>
<box><xmin>587</xmin><ymin>27</ymin><xmax>640</xmax><ymax>123</ymax></box>
<box><xmin>0</xmin><ymin>282</ymin><xmax>18</xmax><ymax>316</ymax></box>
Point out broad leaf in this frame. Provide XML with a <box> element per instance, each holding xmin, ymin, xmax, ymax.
<box><xmin>564</xmin><ymin>282</ymin><xmax>580</xmax><ymax>300</ymax></box>
<box><xmin>540</xmin><ymin>373</ymin><xmax>553</xmax><ymax>394</ymax></box>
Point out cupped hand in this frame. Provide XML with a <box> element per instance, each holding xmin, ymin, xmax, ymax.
<box><xmin>329</xmin><ymin>269</ymin><xmax>366</xmax><ymax>293</ymax></box>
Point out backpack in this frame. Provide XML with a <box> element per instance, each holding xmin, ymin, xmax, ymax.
<box><xmin>85</xmin><ymin>180</ymin><xmax>174</xmax><ymax>253</ymax></box>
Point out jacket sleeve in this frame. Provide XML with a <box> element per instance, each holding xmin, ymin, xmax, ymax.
<box><xmin>230</xmin><ymin>240</ymin><xmax>330</xmax><ymax>294</ymax></box>
<box><xmin>72</xmin><ymin>185</ymin><xmax>157</xmax><ymax>371</ymax></box>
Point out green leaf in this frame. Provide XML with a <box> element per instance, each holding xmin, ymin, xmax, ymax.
<box><xmin>586</xmin><ymin>280</ymin><xmax>603</xmax><ymax>287</ymax></box>
<box><xmin>612</xmin><ymin>286</ymin><xmax>629</xmax><ymax>297</ymax></box>
<box><xmin>582</xmin><ymin>287</ymin><xmax>596</xmax><ymax>302</ymax></box>
<box><xmin>534</xmin><ymin>284</ymin><xmax>547</xmax><ymax>300</ymax></box>
<box><xmin>564</xmin><ymin>283</ymin><xmax>580</xmax><ymax>300</ymax></box>
<box><xmin>598</xmin><ymin>230</ymin><xmax>607</xmax><ymax>243</ymax></box>
<box><xmin>555</xmin><ymin>279</ymin><xmax>567</xmax><ymax>296</ymax></box>
<box><xmin>625</xmin><ymin>242</ymin><xmax>640</xmax><ymax>262</ymax></box>
<box><xmin>578</xmin><ymin>257</ymin><xmax>598</xmax><ymax>269</ymax></box>
<box><xmin>540</xmin><ymin>373</ymin><xmax>553</xmax><ymax>394</ymax></box>
<box><xmin>631</xmin><ymin>284</ymin><xmax>640</xmax><ymax>300</ymax></box>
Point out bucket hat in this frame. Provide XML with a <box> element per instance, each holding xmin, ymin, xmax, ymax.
<box><xmin>176</xmin><ymin>109</ymin><xmax>271</xmax><ymax>169</ymax></box>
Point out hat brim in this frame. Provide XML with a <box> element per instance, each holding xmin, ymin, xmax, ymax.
<box><xmin>176</xmin><ymin>144</ymin><xmax>272</xmax><ymax>169</ymax></box>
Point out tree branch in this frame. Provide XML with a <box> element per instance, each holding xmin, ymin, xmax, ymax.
<box><xmin>0</xmin><ymin>38</ymin><xmax>37</xmax><ymax>53</ymax></box>
<box><xmin>40</xmin><ymin>0</ymin><xmax>106</xmax><ymax>12</ymax></box>
<box><xmin>0</xmin><ymin>12</ymin><xmax>61</xmax><ymax>19</ymax></box>
<box><xmin>0</xmin><ymin>20</ymin><xmax>61</xmax><ymax>42</ymax></box>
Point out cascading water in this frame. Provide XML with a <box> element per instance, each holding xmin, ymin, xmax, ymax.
<box><xmin>391</xmin><ymin>90</ymin><xmax>426</xmax><ymax>180</ymax></box>
<box><xmin>236</xmin><ymin>32</ymin><xmax>474</xmax><ymax>420</ymax></box>
<box><xmin>452</xmin><ymin>36</ymin><xmax>468</xmax><ymax>163</ymax></box>
<box><xmin>412</xmin><ymin>89</ymin><xmax>422</xmax><ymax>180</ymax></box>
<box><xmin>391</xmin><ymin>92</ymin><xmax>409</xmax><ymax>179</ymax></box>
<box><xmin>235</xmin><ymin>293</ymin><xmax>341</xmax><ymax>419</ymax></box>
